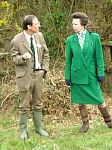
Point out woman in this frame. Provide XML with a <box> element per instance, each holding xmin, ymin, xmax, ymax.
<box><xmin>65</xmin><ymin>12</ymin><xmax>112</xmax><ymax>132</ymax></box>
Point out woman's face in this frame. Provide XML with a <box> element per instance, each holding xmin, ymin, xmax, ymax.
<box><xmin>72</xmin><ymin>18</ymin><xmax>84</xmax><ymax>33</ymax></box>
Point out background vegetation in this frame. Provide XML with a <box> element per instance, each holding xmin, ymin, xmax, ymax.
<box><xmin>0</xmin><ymin>0</ymin><xmax>112</xmax><ymax>115</ymax></box>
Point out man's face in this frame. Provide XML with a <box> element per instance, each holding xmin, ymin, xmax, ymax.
<box><xmin>72</xmin><ymin>18</ymin><xmax>84</xmax><ymax>33</ymax></box>
<box><xmin>28</xmin><ymin>17</ymin><xmax>40</xmax><ymax>33</ymax></box>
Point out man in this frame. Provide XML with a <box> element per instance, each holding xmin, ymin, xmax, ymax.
<box><xmin>11</xmin><ymin>15</ymin><xmax>49</xmax><ymax>139</ymax></box>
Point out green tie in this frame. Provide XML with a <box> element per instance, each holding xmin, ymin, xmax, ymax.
<box><xmin>30</xmin><ymin>37</ymin><xmax>35</xmax><ymax>70</ymax></box>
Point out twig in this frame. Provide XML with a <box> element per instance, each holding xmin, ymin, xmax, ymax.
<box><xmin>1</xmin><ymin>93</ymin><xmax>13</xmax><ymax>106</ymax></box>
<box><xmin>69</xmin><ymin>0</ymin><xmax>75</xmax><ymax>16</ymax></box>
<box><xmin>0</xmin><ymin>52</ymin><xmax>9</xmax><ymax>56</ymax></box>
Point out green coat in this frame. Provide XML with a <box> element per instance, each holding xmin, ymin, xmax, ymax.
<box><xmin>65</xmin><ymin>30</ymin><xmax>104</xmax><ymax>84</ymax></box>
<box><xmin>65</xmin><ymin>30</ymin><xmax>105</xmax><ymax>104</ymax></box>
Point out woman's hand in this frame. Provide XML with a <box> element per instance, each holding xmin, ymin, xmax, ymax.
<box><xmin>65</xmin><ymin>80</ymin><xmax>71</xmax><ymax>86</ymax></box>
<box><xmin>97</xmin><ymin>76</ymin><xmax>104</xmax><ymax>83</ymax></box>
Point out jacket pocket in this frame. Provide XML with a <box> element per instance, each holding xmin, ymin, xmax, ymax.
<box><xmin>16</xmin><ymin>71</ymin><xmax>25</xmax><ymax>78</ymax></box>
<box><xmin>71</xmin><ymin>66</ymin><xmax>77</xmax><ymax>71</ymax></box>
<box><xmin>89</xmin><ymin>66</ymin><xmax>97</xmax><ymax>81</ymax></box>
<box><xmin>89</xmin><ymin>66</ymin><xmax>96</xmax><ymax>70</ymax></box>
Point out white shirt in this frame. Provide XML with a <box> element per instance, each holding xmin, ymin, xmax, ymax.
<box><xmin>77</xmin><ymin>29</ymin><xmax>86</xmax><ymax>49</ymax></box>
<box><xmin>24</xmin><ymin>31</ymin><xmax>41</xmax><ymax>69</ymax></box>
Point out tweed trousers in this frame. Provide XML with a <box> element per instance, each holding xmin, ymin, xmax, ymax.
<box><xmin>19</xmin><ymin>70</ymin><xmax>44</xmax><ymax>114</ymax></box>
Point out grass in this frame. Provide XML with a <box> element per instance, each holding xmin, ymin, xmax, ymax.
<box><xmin>0</xmin><ymin>113</ymin><xmax>112</xmax><ymax>150</ymax></box>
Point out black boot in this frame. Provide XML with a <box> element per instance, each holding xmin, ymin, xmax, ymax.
<box><xmin>98</xmin><ymin>107</ymin><xmax>112</xmax><ymax>128</ymax></box>
<box><xmin>78</xmin><ymin>105</ymin><xmax>90</xmax><ymax>133</ymax></box>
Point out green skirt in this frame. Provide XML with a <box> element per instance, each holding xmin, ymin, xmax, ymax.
<box><xmin>71</xmin><ymin>82</ymin><xmax>104</xmax><ymax>105</ymax></box>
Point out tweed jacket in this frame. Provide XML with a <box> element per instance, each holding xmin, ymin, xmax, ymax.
<box><xmin>65</xmin><ymin>30</ymin><xmax>104</xmax><ymax>84</ymax></box>
<box><xmin>11</xmin><ymin>32</ymin><xmax>49</xmax><ymax>91</ymax></box>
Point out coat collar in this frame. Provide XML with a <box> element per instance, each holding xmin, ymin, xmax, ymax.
<box><xmin>82</xmin><ymin>30</ymin><xmax>91</xmax><ymax>52</ymax></box>
<box><xmin>72</xmin><ymin>30</ymin><xmax>91</xmax><ymax>67</ymax></box>
<box><xmin>73</xmin><ymin>30</ymin><xmax>90</xmax><ymax>43</ymax></box>
<box><xmin>21</xmin><ymin>32</ymin><xmax>40</xmax><ymax>54</ymax></box>
<box><xmin>21</xmin><ymin>32</ymin><xmax>32</xmax><ymax>53</ymax></box>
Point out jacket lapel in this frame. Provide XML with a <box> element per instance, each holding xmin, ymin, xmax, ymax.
<box><xmin>34</xmin><ymin>33</ymin><xmax>40</xmax><ymax>47</ymax></box>
<box><xmin>73</xmin><ymin>34</ymin><xmax>87</xmax><ymax>67</ymax></box>
<box><xmin>34</xmin><ymin>33</ymin><xmax>41</xmax><ymax>62</ymax></box>
<box><xmin>82</xmin><ymin>31</ymin><xmax>91</xmax><ymax>54</ymax></box>
<box><xmin>21</xmin><ymin>32</ymin><xmax>33</xmax><ymax>54</ymax></box>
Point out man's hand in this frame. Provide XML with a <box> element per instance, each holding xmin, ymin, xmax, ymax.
<box><xmin>22</xmin><ymin>52</ymin><xmax>31</xmax><ymax>60</ymax></box>
<box><xmin>39</xmin><ymin>69</ymin><xmax>45</xmax><ymax>77</ymax></box>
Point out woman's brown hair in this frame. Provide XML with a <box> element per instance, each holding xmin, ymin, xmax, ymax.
<box><xmin>71</xmin><ymin>12</ymin><xmax>88</xmax><ymax>26</ymax></box>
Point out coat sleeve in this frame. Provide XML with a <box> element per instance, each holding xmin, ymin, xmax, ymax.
<box><xmin>38</xmin><ymin>32</ymin><xmax>49</xmax><ymax>72</ymax></box>
<box><xmin>65</xmin><ymin>37</ymin><xmax>73</xmax><ymax>80</ymax></box>
<box><xmin>94</xmin><ymin>33</ymin><xmax>104</xmax><ymax>77</ymax></box>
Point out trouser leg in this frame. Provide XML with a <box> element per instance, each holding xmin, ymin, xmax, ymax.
<box><xmin>32</xmin><ymin>71</ymin><xmax>43</xmax><ymax>111</ymax></box>
<box><xmin>19</xmin><ymin>90</ymin><xmax>32</xmax><ymax>140</ymax></box>
<box><xmin>32</xmin><ymin>71</ymin><xmax>49</xmax><ymax>137</ymax></box>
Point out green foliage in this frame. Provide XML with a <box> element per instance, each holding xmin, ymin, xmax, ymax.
<box><xmin>0</xmin><ymin>0</ymin><xmax>112</xmax><ymax>114</ymax></box>
<box><xmin>41</xmin><ymin>0</ymin><xmax>69</xmax><ymax>58</ymax></box>
<box><xmin>0</xmin><ymin>1</ymin><xmax>11</xmax><ymax>27</ymax></box>
<box><xmin>0</xmin><ymin>0</ymin><xmax>112</xmax><ymax>57</ymax></box>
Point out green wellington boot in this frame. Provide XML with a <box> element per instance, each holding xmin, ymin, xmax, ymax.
<box><xmin>33</xmin><ymin>111</ymin><xmax>49</xmax><ymax>137</ymax></box>
<box><xmin>98</xmin><ymin>107</ymin><xmax>112</xmax><ymax>128</ymax></box>
<box><xmin>19</xmin><ymin>113</ymin><xmax>28</xmax><ymax>140</ymax></box>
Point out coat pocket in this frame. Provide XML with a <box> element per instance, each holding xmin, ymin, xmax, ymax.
<box><xmin>89</xmin><ymin>66</ymin><xmax>96</xmax><ymax>70</ymax></box>
<box><xmin>89</xmin><ymin>66</ymin><xmax>97</xmax><ymax>80</ymax></box>
<box><xmin>71</xmin><ymin>66</ymin><xmax>77</xmax><ymax>71</ymax></box>
<box><xmin>89</xmin><ymin>66</ymin><xmax>96</xmax><ymax>75</ymax></box>
<box><xmin>16</xmin><ymin>71</ymin><xmax>25</xmax><ymax>78</ymax></box>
